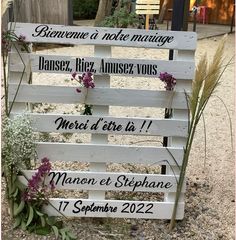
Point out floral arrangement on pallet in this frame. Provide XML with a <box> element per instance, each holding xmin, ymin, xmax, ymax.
<box><xmin>2</xmin><ymin>115</ymin><xmax>76</xmax><ymax>239</ymax></box>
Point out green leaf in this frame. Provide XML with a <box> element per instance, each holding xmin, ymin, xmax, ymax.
<box><xmin>10</xmin><ymin>184</ymin><xmax>16</xmax><ymax>195</ymax></box>
<box><xmin>13</xmin><ymin>202</ymin><xmax>18</xmax><ymax>215</ymax></box>
<box><xmin>52</xmin><ymin>225</ymin><xmax>59</xmax><ymax>239</ymax></box>
<box><xmin>15</xmin><ymin>180</ymin><xmax>26</xmax><ymax>191</ymax></box>
<box><xmin>27</xmin><ymin>223</ymin><xmax>37</xmax><ymax>233</ymax></box>
<box><xmin>12</xmin><ymin>174</ymin><xmax>17</xmax><ymax>183</ymax></box>
<box><xmin>21</xmin><ymin>220</ymin><xmax>26</xmax><ymax>231</ymax></box>
<box><xmin>40</xmin><ymin>216</ymin><xmax>46</xmax><ymax>227</ymax></box>
<box><xmin>13</xmin><ymin>216</ymin><xmax>21</xmax><ymax>229</ymax></box>
<box><xmin>60</xmin><ymin>228</ymin><xmax>66</xmax><ymax>240</ymax></box>
<box><xmin>35</xmin><ymin>209</ymin><xmax>44</xmax><ymax>217</ymax></box>
<box><xmin>67</xmin><ymin>231</ymin><xmax>77</xmax><ymax>239</ymax></box>
<box><xmin>14</xmin><ymin>200</ymin><xmax>25</xmax><ymax>216</ymax></box>
<box><xmin>34</xmin><ymin>226</ymin><xmax>51</xmax><ymax>235</ymax></box>
<box><xmin>46</xmin><ymin>216</ymin><xmax>56</xmax><ymax>226</ymax></box>
<box><xmin>26</xmin><ymin>206</ymin><xmax>34</xmax><ymax>226</ymax></box>
<box><xmin>54</xmin><ymin>220</ymin><xmax>63</xmax><ymax>229</ymax></box>
<box><xmin>13</xmin><ymin>188</ymin><xmax>19</xmax><ymax>198</ymax></box>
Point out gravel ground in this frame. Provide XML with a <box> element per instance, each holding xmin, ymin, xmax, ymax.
<box><xmin>1</xmin><ymin>34</ymin><xmax>235</xmax><ymax>240</ymax></box>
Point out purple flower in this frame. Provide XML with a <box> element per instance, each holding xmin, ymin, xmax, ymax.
<box><xmin>71</xmin><ymin>71</ymin><xmax>77</xmax><ymax>80</ymax></box>
<box><xmin>159</xmin><ymin>72</ymin><xmax>176</xmax><ymax>91</ymax></box>
<box><xmin>18</xmin><ymin>34</ymin><xmax>26</xmax><ymax>42</ymax></box>
<box><xmin>50</xmin><ymin>181</ymin><xmax>55</xmax><ymax>191</ymax></box>
<box><xmin>81</xmin><ymin>72</ymin><xmax>95</xmax><ymax>89</ymax></box>
<box><xmin>74</xmin><ymin>72</ymin><xmax>95</xmax><ymax>94</ymax></box>
<box><xmin>76</xmin><ymin>88</ymin><xmax>81</xmax><ymax>93</ymax></box>
<box><xmin>23</xmin><ymin>157</ymin><xmax>54</xmax><ymax>202</ymax></box>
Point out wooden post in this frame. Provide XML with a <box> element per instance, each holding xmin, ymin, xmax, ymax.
<box><xmin>183</xmin><ymin>0</ymin><xmax>190</xmax><ymax>31</ymax></box>
<box><xmin>89</xmin><ymin>45</ymin><xmax>111</xmax><ymax>200</ymax></box>
<box><xmin>68</xmin><ymin>0</ymin><xmax>73</xmax><ymax>25</ymax></box>
<box><xmin>158</xmin><ymin>0</ymin><xmax>169</xmax><ymax>24</ymax></box>
<box><xmin>8</xmin><ymin>43</ymin><xmax>32</xmax><ymax>114</ymax></box>
<box><xmin>230</xmin><ymin>4</ymin><xmax>235</xmax><ymax>33</ymax></box>
<box><xmin>163</xmin><ymin>0</ymin><xmax>185</xmax><ymax>174</ymax></box>
<box><xmin>145</xmin><ymin>14</ymin><xmax>150</xmax><ymax>30</ymax></box>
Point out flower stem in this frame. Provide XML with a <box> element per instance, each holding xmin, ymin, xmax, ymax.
<box><xmin>169</xmin><ymin>116</ymin><xmax>198</xmax><ymax>230</ymax></box>
<box><xmin>3</xmin><ymin>55</ymin><xmax>9</xmax><ymax>116</ymax></box>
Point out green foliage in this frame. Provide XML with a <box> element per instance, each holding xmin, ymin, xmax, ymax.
<box><xmin>100</xmin><ymin>6</ymin><xmax>139</xmax><ymax>28</ymax></box>
<box><xmin>83</xmin><ymin>104</ymin><xmax>93</xmax><ymax>115</ymax></box>
<box><xmin>2</xmin><ymin>115</ymin><xmax>36</xmax><ymax>173</ymax></box>
<box><xmin>11</xmin><ymin>181</ymin><xmax>76</xmax><ymax>239</ymax></box>
<box><xmin>73</xmin><ymin>0</ymin><xmax>99</xmax><ymax>20</ymax></box>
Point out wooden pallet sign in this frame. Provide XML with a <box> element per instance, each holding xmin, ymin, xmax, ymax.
<box><xmin>136</xmin><ymin>0</ymin><xmax>161</xmax><ymax>30</ymax></box>
<box><xmin>9</xmin><ymin>22</ymin><xmax>196</xmax><ymax>220</ymax></box>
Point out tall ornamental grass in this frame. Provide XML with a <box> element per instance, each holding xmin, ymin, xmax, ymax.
<box><xmin>169</xmin><ymin>35</ymin><xmax>231</xmax><ymax>230</ymax></box>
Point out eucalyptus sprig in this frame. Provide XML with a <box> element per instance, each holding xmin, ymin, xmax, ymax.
<box><xmin>169</xmin><ymin>35</ymin><xmax>231</xmax><ymax>230</ymax></box>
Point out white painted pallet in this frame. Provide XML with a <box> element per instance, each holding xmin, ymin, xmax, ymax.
<box><xmin>43</xmin><ymin>198</ymin><xmax>185</xmax><ymax>219</ymax></box>
<box><xmin>9</xmin><ymin>53</ymin><xmax>195</xmax><ymax>79</ymax></box>
<box><xmin>8</xmin><ymin>23</ymin><xmax>196</xmax><ymax>220</ymax></box>
<box><xmin>10</xmin><ymin>113</ymin><xmax>188</xmax><ymax>137</ymax></box>
<box><xmin>8</xmin><ymin>84</ymin><xmax>189</xmax><ymax>109</ymax></box>
<box><xmin>10</xmin><ymin>23</ymin><xmax>197</xmax><ymax>50</ymax></box>
<box><xmin>35</xmin><ymin>142</ymin><xmax>184</xmax><ymax>166</ymax></box>
<box><xmin>19</xmin><ymin>170</ymin><xmax>186</xmax><ymax>192</ymax></box>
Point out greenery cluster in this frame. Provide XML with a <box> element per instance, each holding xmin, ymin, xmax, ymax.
<box><xmin>100</xmin><ymin>6</ymin><xmax>139</xmax><ymax>28</ymax></box>
<box><xmin>2</xmin><ymin>115</ymin><xmax>36</xmax><ymax>173</ymax></box>
<box><xmin>13</xmin><ymin>188</ymin><xmax>76</xmax><ymax>239</ymax></box>
<box><xmin>73</xmin><ymin>0</ymin><xmax>99</xmax><ymax>20</ymax></box>
<box><xmin>2</xmin><ymin>115</ymin><xmax>76</xmax><ymax>239</ymax></box>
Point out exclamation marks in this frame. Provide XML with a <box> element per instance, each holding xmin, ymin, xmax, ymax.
<box><xmin>139</xmin><ymin>120</ymin><xmax>152</xmax><ymax>133</ymax></box>
<box><xmin>146</xmin><ymin>120</ymin><xmax>152</xmax><ymax>132</ymax></box>
<box><xmin>140</xmin><ymin>120</ymin><xmax>146</xmax><ymax>132</ymax></box>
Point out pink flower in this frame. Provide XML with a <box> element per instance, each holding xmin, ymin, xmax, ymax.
<box><xmin>22</xmin><ymin>157</ymin><xmax>54</xmax><ymax>202</ymax></box>
<box><xmin>159</xmin><ymin>72</ymin><xmax>176</xmax><ymax>91</ymax></box>
<box><xmin>71</xmin><ymin>71</ymin><xmax>77</xmax><ymax>80</ymax></box>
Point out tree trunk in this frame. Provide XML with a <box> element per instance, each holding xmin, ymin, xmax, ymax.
<box><xmin>158</xmin><ymin>0</ymin><xmax>169</xmax><ymax>24</ymax></box>
<box><xmin>94</xmin><ymin>0</ymin><xmax>113</xmax><ymax>26</ymax></box>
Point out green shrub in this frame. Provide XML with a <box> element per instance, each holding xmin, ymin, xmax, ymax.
<box><xmin>100</xmin><ymin>7</ymin><xmax>139</xmax><ymax>28</ymax></box>
<box><xmin>73</xmin><ymin>0</ymin><xmax>99</xmax><ymax>20</ymax></box>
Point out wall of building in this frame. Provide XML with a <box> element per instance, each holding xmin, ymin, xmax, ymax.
<box><xmin>161</xmin><ymin>0</ymin><xmax>235</xmax><ymax>25</ymax></box>
<box><xmin>3</xmin><ymin>0</ymin><xmax>73</xmax><ymax>30</ymax></box>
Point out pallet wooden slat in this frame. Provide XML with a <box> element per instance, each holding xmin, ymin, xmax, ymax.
<box><xmin>136</xmin><ymin>5</ymin><xmax>160</xmax><ymax>10</ymax></box>
<box><xmin>136</xmin><ymin>10</ymin><xmax>160</xmax><ymax>15</ymax></box>
<box><xmin>8</xmin><ymin>84</ymin><xmax>189</xmax><ymax>109</ymax></box>
<box><xmin>35</xmin><ymin>142</ymin><xmax>184</xmax><ymax>166</ymax></box>
<box><xmin>10</xmin><ymin>23</ymin><xmax>197</xmax><ymax>50</ymax></box>
<box><xmin>9</xmin><ymin>53</ymin><xmax>195</xmax><ymax>79</ymax></box>
<box><xmin>136</xmin><ymin>0</ymin><xmax>160</xmax><ymax>4</ymax></box>
<box><xmin>43</xmin><ymin>198</ymin><xmax>185</xmax><ymax>219</ymax></box>
<box><xmin>19</xmin><ymin>170</ymin><xmax>186</xmax><ymax>192</ymax></box>
<box><xmin>11</xmin><ymin>113</ymin><xmax>188</xmax><ymax>137</ymax></box>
